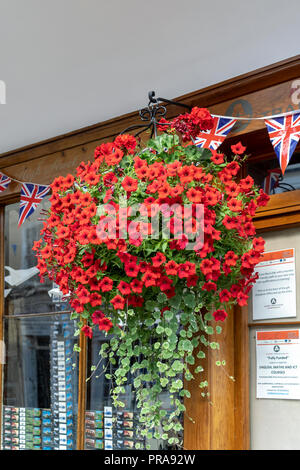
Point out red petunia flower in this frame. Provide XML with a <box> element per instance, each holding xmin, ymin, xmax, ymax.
<box><xmin>213</xmin><ymin>309</ymin><xmax>228</xmax><ymax>322</ymax></box>
<box><xmin>98</xmin><ymin>317</ymin><xmax>113</xmax><ymax>332</ymax></box>
<box><xmin>231</xmin><ymin>142</ymin><xmax>246</xmax><ymax>155</ymax></box>
<box><xmin>122</xmin><ymin>176</ymin><xmax>138</xmax><ymax>192</ymax></box>
<box><xmin>111</xmin><ymin>295</ymin><xmax>125</xmax><ymax>310</ymax></box>
<box><xmin>151</xmin><ymin>252</ymin><xmax>166</xmax><ymax>267</ymax></box>
<box><xmin>92</xmin><ymin>310</ymin><xmax>105</xmax><ymax>325</ymax></box>
<box><xmin>82</xmin><ymin>325</ymin><xmax>93</xmax><ymax>339</ymax></box>
<box><xmin>118</xmin><ymin>281</ymin><xmax>131</xmax><ymax>296</ymax></box>
<box><xmin>99</xmin><ymin>277</ymin><xmax>113</xmax><ymax>292</ymax></box>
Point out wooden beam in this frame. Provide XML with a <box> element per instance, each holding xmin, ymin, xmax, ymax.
<box><xmin>184</xmin><ymin>311</ymin><xmax>236</xmax><ymax>449</ymax></box>
<box><xmin>0</xmin><ymin>55</ymin><xmax>299</xmax><ymax>174</ymax></box>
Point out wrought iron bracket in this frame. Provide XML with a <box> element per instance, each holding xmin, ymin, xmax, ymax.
<box><xmin>121</xmin><ymin>91</ymin><xmax>192</xmax><ymax>138</ymax></box>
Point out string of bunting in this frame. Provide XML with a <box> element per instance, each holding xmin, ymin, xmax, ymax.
<box><xmin>0</xmin><ymin>108</ymin><xmax>299</xmax><ymax>228</ymax></box>
<box><xmin>0</xmin><ymin>172</ymin><xmax>50</xmax><ymax>227</ymax></box>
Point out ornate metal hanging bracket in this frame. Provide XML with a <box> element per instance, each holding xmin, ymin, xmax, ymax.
<box><xmin>121</xmin><ymin>91</ymin><xmax>192</xmax><ymax>138</ymax></box>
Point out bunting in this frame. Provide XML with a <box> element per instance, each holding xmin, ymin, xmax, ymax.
<box><xmin>263</xmin><ymin>168</ymin><xmax>281</xmax><ymax>195</ymax></box>
<box><xmin>0</xmin><ymin>172</ymin><xmax>11</xmax><ymax>192</ymax></box>
<box><xmin>264</xmin><ymin>113</ymin><xmax>300</xmax><ymax>175</ymax></box>
<box><xmin>194</xmin><ymin>115</ymin><xmax>237</xmax><ymax>150</ymax></box>
<box><xmin>18</xmin><ymin>183</ymin><xmax>50</xmax><ymax>227</ymax></box>
<box><xmin>0</xmin><ymin>108</ymin><xmax>298</xmax><ymax>230</ymax></box>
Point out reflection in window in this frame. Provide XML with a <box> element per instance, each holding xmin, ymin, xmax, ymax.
<box><xmin>2</xmin><ymin>315</ymin><xmax>78</xmax><ymax>450</ymax></box>
<box><xmin>247</xmin><ymin>152</ymin><xmax>300</xmax><ymax>195</ymax></box>
<box><xmin>85</xmin><ymin>329</ymin><xmax>183</xmax><ymax>450</ymax></box>
<box><xmin>4</xmin><ymin>201</ymin><xmax>69</xmax><ymax>315</ymax></box>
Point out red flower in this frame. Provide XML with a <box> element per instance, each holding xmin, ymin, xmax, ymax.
<box><xmin>219</xmin><ymin>289</ymin><xmax>231</xmax><ymax>303</ymax></box>
<box><xmin>178</xmin><ymin>262</ymin><xmax>196</xmax><ymax>278</ymax></box>
<box><xmin>253</xmin><ymin>237</ymin><xmax>265</xmax><ymax>252</ymax></box>
<box><xmin>98</xmin><ymin>317</ymin><xmax>113</xmax><ymax>332</ymax></box>
<box><xmin>237</xmin><ymin>291</ymin><xmax>248</xmax><ymax>307</ymax></box>
<box><xmin>231</xmin><ymin>142</ymin><xmax>246</xmax><ymax>155</ymax></box>
<box><xmin>256</xmin><ymin>189</ymin><xmax>270</xmax><ymax>207</ymax></box>
<box><xmin>158</xmin><ymin>118</ymin><xmax>171</xmax><ymax>132</ymax></box>
<box><xmin>151</xmin><ymin>252</ymin><xmax>166</xmax><ymax>267</ymax></box>
<box><xmin>82</xmin><ymin>325</ymin><xmax>93</xmax><ymax>339</ymax></box>
<box><xmin>240</xmin><ymin>176</ymin><xmax>254</xmax><ymax>193</ymax></box>
<box><xmin>211</xmin><ymin>151</ymin><xmax>224</xmax><ymax>165</ymax></box>
<box><xmin>90</xmin><ymin>293</ymin><xmax>102</xmax><ymax>307</ymax></box>
<box><xmin>186</xmin><ymin>275</ymin><xmax>198</xmax><ymax>287</ymax></box>
<box><xmin>111</xmin><ymin>295</ymin><xmax>125</xmax><ymax>310</ymax></box>
<box><xmin>92</xmin><ymin>310</ymin><xmax>105</xmax><ymax>325</ymax></box>
<box><xmin>224</xmin><ymin>251</ymin><xmax>238</xmax><ymax>266</ymax></box>
<box><xmin>190</xmin><ymin>107</ymin><xmax>214</xmax><ymax>131</ymax></box>
<box><xmin>225</xmin><ymin>161</ymin><xmax>240</xmax><ymax>176</ymax></box>
<box><xmin>202</xmin><ymin>281</ymin><xmax>217</xmax><ymax>291</ymax></box>
<box><xmin>142</xmin><ymin>271</ymin><xmax>157</xmax><ymax>287</ymax></box>
<box><xmin>118</xmin><ymin>281</ymin><xmax>131</xmax><ymax>296</ymax></box>
<box><xmin>227</xmin><ymin>198</ymin><xmax>243</xmax><ymax>212</ymax></box>
<box><xmin>99</xmin><ymin>277</ymin><xmax>113</xmax><ymax>292</ymax></box>
<box><xmin>186</xmin><ymin>187</ymin><xmax>202</xmax><ymax>203</ymax></box>
<box><xmin>165</xmin><ymin>260</ymin><xmax>178</xmax><ymax>276</ymax></box>
<box><xmin>130</xmin><ymin>279</ymin><xmax>143</xmax><ymax>294</ymax></box>
<box><xmin>213</xmin><ymin>309</ymin><xmax>228</xmax><ymax>322</ymax></box>
<box><xmin>122</xmin><ymin>176</ymin><xmax>138</xmax><ymax>192</ymax></box>
<box><xmin>114</xmin><ymin>134</ymin><xmax>137</xmax><ymax>154</ymax></box>
<box><xmin>124</xmin><ymin>262</ymin><xmax>140</xmax><ymax>277</ymax></box>
<box><xmin>103</xmin><ymin>172</ymin><xmax>118</xmax><ymax>187</ymax></box>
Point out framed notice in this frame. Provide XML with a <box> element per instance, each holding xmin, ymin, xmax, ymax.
<box><xmin>256</xmin><ymin>329</ymin><xmax>300</xmax><ymax>399</ymax></box>
<box><xmin>252</xmin><ymin>248</ymin><xmax>296</xmax><ymax>320</ymax></box>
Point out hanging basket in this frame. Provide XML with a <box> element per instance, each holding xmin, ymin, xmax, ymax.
<box><xmin>33</xmin><ymin>107</ymin><xmax>269</xmax><ymax>446</ymax></box>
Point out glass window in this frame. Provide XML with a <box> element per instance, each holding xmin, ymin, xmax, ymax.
<box><xmin>85</xmin><ymin>329</ymin><xmax>183</xmax><ymax>450</ymax></box>
<box><xmin>4</xmin><ymin>200</ymin><xmax>69</xmax><ymax>315</ymax></box>
<box><xmin>2</xmin><ymin>314</ymin><xmax>78</xmax><ymax>450</ymax></box>
<box><xmin>247</xmin><ymin>151</ymin><xmax>300</xmax><ymax>195</ymax></box>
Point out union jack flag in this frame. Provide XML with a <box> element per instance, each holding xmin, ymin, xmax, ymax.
<box><xmin>194</xmin><ymin>115</ymin><xmax>237</xmax><ymax>150</ymax></box>
<box><xmin>265</xmin><ymin>113</ymin><xmax>300</xmax><ymax>175</ymax></box>
<box><xmin>263</xmin><ymin>168</ymin><xmax>281</xmax><ymax>195</ymax></box>
<box><xmin>18</xmin><ymin>183</ymin><xmax>50</xmax><ymax>227</ymax></box>
<box><xmin>0</xmin><ymin>172</ymin><xmax>11</xmax><ymax>192</ymax></box>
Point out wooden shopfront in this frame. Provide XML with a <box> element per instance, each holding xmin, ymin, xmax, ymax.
<box><xmin>0</xmin><ymin>55</ymin><xmax>299</xmax><ymax>450</ymax></box>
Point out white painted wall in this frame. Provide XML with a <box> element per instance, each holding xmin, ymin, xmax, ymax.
<box><xmin>0</xmin><ymin>0</ymin><xmax>299</xmax><ymax>153</ymax></box>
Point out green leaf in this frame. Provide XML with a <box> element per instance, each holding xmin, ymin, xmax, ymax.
<box><xmin>163</xmin><ymin>310</ymin><xmax>173</xmax><ymax>322</ymax></box>
<box><xmin>157</xmin><ymin>292</ymin><xmax>167</xmax><ymax>303</ymax></box>
<box><xmin>183</xmin><ymin>292</ymin><xmax>196</xmax><ymax>308</ymax></box>
<box><xmin>156</xmin><ymin>325</ymin><xmax>164</xmax><ymax>335</ymax></box>
<box><xmin>145</xmin><ymin>300</ymin><xmax>156</xmax><ymax>311</ymax></box>
<box><xmin>186</xmin><ymin>355</ymin><xmax>195</xmax><ymax>365</ymax></box>
<box><xmin>160</xmin><ymin>378</ymin><xmax>169</xmax><ymax>387</ymax></box>
<box><xmin>169</xmin><ymin>295</ymin><xmax>181</xmax><ymax>309</ymax></box>
<box><xmin>197</xmin><ymin>350</ymin><xmax>206</xmax><ymax>359</ymax></box>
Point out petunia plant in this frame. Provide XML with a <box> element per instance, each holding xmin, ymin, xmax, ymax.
<box><xmin>33</xmin><ymin>107</ymin><xmax>269</xmax><ymax>447</ymax></box>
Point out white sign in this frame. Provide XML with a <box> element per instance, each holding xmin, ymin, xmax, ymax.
<box><xmin>256</xmin><ymin>329</ymin><xmax>300</xmax><ymax>399</ymax></box>
<box><xmin>252</xmin><ymin>248</ymin><xmax>296</xmax><ymax>320</ymax></box>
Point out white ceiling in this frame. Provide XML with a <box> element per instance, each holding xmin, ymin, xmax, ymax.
<box><xmin>0</xmin><ymin>0</ymin><xmax>299</xmax><ymax>153</ymax></box>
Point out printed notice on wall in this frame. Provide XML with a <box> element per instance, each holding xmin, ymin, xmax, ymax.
<box><xmin>252</xmin><ymin>248</ymin><xmax>296</xmax><ymax>320</ymax></box>
<box><xmin>256</xmin><ymin>330</ymin><xmax>300</xmax><ymax>399</ymax></box>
